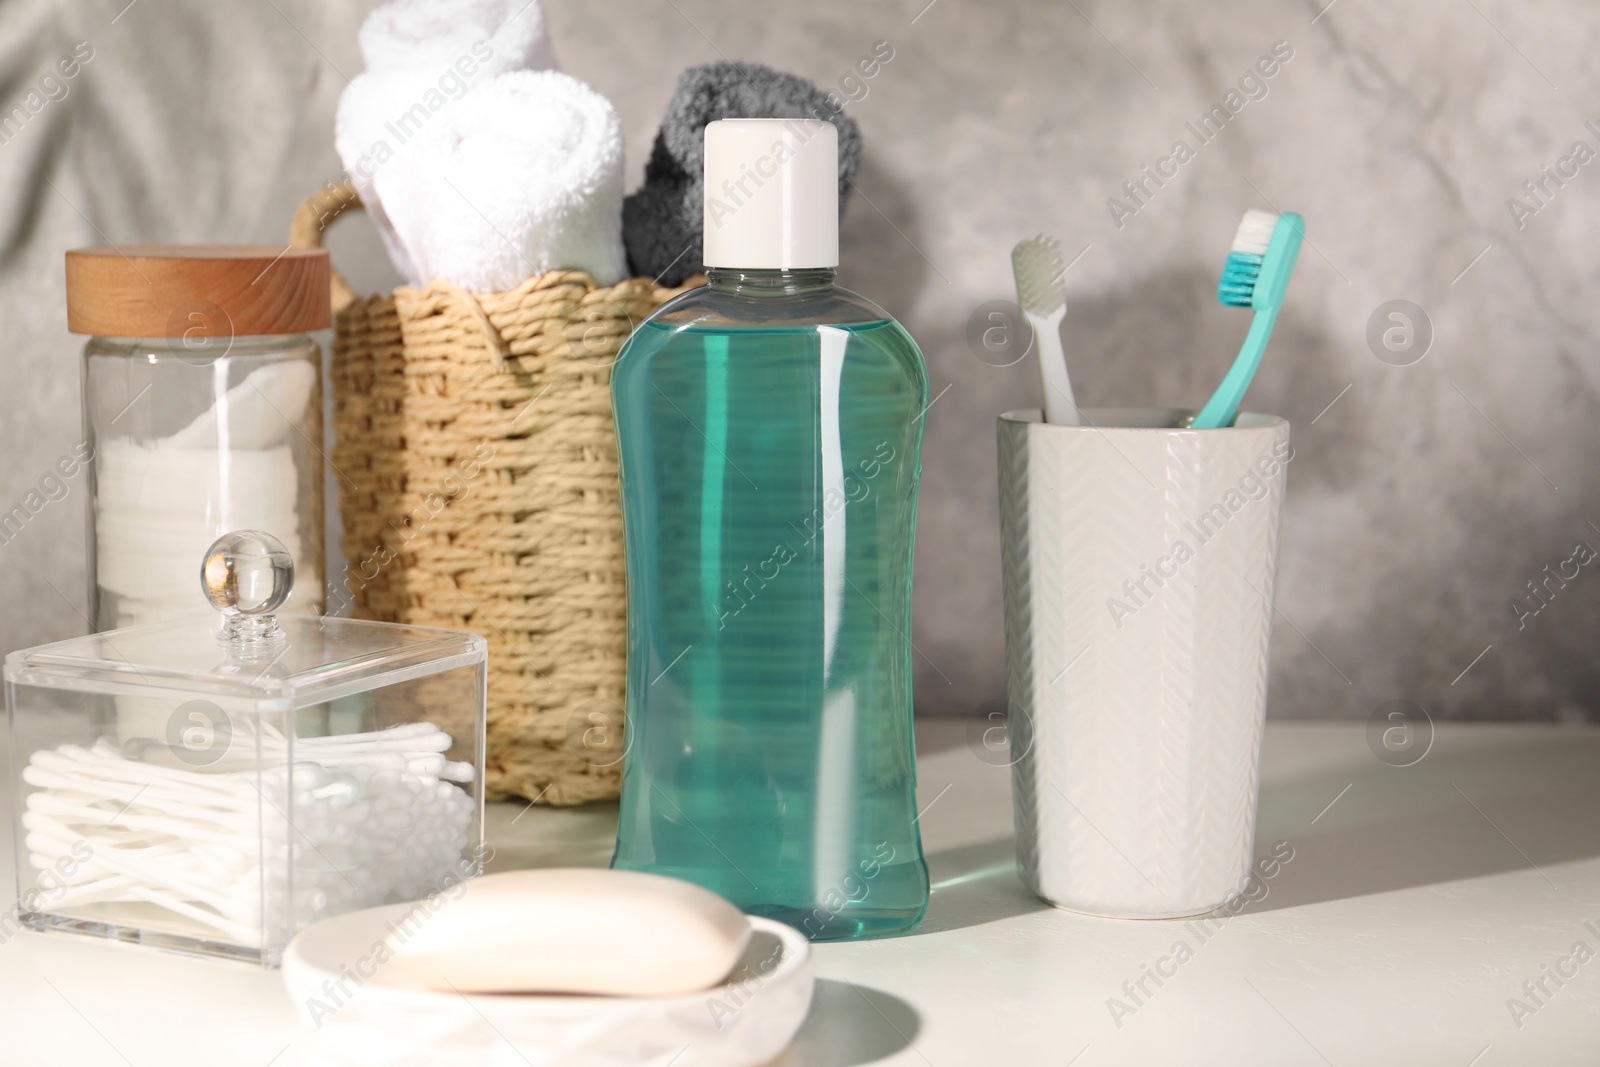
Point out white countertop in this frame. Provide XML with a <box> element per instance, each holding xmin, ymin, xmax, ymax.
<box><xmin>3</xmin><ymin>720</ymin><xmax>1599</xmax><ymax>1066</ymax></box>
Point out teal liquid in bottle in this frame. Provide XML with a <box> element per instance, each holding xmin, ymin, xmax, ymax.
<box><xmin>610</xmin><ymin>118</ymin><xmax>929</xmax><ymax>940</ymax></box>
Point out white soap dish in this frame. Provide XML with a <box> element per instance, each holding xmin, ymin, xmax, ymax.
<box><xmin>283</xmin><ymin>904</ymin><xmax>814</xmax><ymax>1067</ymax></box>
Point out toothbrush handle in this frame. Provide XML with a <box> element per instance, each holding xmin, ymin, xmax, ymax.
<box><xmin>1031</xmin><ymin>308</ymin><xmax>1079</xmax><ymax>426</ymax></box>
<box><xmin>1192</xmin><ymin>305</ymin><xmax>1277</xmax><ymax>429</ymax></box>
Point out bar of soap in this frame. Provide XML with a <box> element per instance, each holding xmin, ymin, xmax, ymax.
<box><xmin>390</xmin><ymin>868</ymin><xmax>752</xmax><ymax>996</ymax></box>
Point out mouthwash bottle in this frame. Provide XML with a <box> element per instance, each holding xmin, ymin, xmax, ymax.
<box><xmin>610</xmin><ymin>119</ymin><xmax>929</xmax><ymax>940</ymax></box>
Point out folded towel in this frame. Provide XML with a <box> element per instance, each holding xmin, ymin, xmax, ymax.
<box><xmin>622</xmin><ymin>62</ymin><xmax>863</xmax><ymax>285</ymax></box>
<box><xmin>337</xmin><ymin>0</ymin><xmax>558</xmax><ymax>285</ymax></box>
<box><xmin>376</xmin><ymin>70</ymin><xmax>626</xmax><ymax>292</ymax></box>
<box><xmin>359</xmin><ymin>0</ymin><xmax>556</xmax><ymax>76</ymax></box>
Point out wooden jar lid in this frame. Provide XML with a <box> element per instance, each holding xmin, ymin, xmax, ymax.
<box><xmin>65</xmin><ymin>245</ymin><xmax>331</xmax><ymax>337</ymax></box>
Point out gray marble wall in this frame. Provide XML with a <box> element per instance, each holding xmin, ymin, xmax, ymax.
<box><xmin>2</xmin><ymin>0</ymin><xmax>1595</xmax><ymax>721</ymax></box>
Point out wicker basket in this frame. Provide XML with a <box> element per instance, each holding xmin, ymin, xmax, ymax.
<box><xmin>291</xmin><ymin>183</ymin><xmax>688</xmax><ymax>805</ymax></box>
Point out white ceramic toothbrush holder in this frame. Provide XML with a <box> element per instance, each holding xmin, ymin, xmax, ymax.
<box><xmin>997</xmin><ymin>408</ymin><xmax>1291</xmax><ymax>919</ymax></box>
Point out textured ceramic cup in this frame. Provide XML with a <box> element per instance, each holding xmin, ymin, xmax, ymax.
<box><xmin>997</xmin><ymin>408</ymin><xmax>1291</xmax><ymax>919</ymax></box>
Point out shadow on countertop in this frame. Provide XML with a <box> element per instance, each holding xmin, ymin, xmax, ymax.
<box><xmin>782</xmin><ymin>979</ymin><xmax>921</xmax><ymax>1067</ymax></box>
<box><xmin>1246</xmin><ymin>726</ymin><xmax>1600</xmax><ymax>913</ymax></box>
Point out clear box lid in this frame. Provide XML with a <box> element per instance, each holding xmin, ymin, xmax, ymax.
<box><xmin>5</xmin><ymin>531</ymin><xmax>484</xmax><ymax>706</ymax></box>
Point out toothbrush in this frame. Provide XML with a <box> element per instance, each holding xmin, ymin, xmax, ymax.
<box><xmin>1011</xmin><ymin>235</ymin><xmax>1079</xmax><ymax>426</ymax></box>
<box><xmin>1190</xmin><ymin>210</ymin><xmax>1305</xmax><ymax>429</ymax></box>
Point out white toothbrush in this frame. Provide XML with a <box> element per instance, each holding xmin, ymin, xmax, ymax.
<box><xmin>1011</xmin><ymin>236</ymin><xmax>1078</xmax><ymax>426</ymax></box>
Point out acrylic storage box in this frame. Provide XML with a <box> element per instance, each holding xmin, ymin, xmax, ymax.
<box><xmin>5</xmin><ymin>531</ymin><xmax>487</xmax><ymax>966</ymax></box>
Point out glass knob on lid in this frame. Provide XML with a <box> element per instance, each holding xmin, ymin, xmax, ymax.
<box><xmin>201</xmin><ymin>530</ymin><xmax>294</xmax><ymax>644</ymax></box>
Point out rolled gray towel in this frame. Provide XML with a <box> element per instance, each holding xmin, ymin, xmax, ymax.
<box><xmin>623</xmin><ymin>61</ymin><xmax>862</xmax><ymax>285</ymax></box>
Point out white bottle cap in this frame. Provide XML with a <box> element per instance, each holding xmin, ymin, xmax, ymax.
<box><xmin>702</xmin><ymin>119</ymin><xmax>838</xmax><ymax>270</ymax></box>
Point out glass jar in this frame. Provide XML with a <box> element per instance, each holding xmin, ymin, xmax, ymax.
<box><xmin>66</xmin><ymin>246</ymin><xmax>330</xmax><ymax>629</ymax></box>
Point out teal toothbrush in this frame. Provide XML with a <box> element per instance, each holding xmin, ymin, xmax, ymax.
<box><xmin>1190</xmin><ymin>210</ymin><xmax>1304</xmax><ymax>429</ymax></box>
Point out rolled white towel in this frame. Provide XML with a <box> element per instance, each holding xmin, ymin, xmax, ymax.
<box><xmin>358</xmin><ymin>0</ymin><xmax>556</xmax><ymax>77</ymax></box>
<box><xmin>335</xmin><ymin>70</ymin><xmax>424</xmax><ymax>284</ymax></box>
<box><xmin>337</xmin><ymin>66</ymin><xmax>506</xmax><ymax>285</ymax></box>
<box><xmin>376</xmin><ymin>70</ymin><xmax>626</xmax><ymax>292</ymax></box>
<box><xmin>338</xmin><ymin>0</ymin><xmax>557</xmax><ymax>285</ymax></box>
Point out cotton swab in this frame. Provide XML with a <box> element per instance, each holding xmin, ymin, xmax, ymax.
<box><xmin>22</xmin><ymin>722</ymin><xmax>475</xmax><ymax>947</ymax></box>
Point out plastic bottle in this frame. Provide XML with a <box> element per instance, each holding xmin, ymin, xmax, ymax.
<box><xmin>610</xmin><ymin>119</ymin><xmax>930</xmax><ymax>940</ymax></box>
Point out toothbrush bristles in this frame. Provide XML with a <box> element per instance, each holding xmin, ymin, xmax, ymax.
<box><xmin>1218</xmin><ymin>210</ymin><xmax>1277</xmax><ymax>307</ymax></box>
<box><xmin>1231</xmin><ymin>210</ymin><xmax>1278</xmax><ymax>256</ymax></box>
<box><xmin>1012</xmin><ymin>236</ymin><xmax>1066</xmax><ymax>317</ymax></box>
<box><xmin>1218</xmin><ymin>254</ymin><xmax>1261</xmax><ymax>307</ymax></box>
